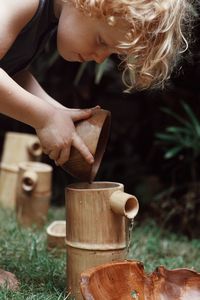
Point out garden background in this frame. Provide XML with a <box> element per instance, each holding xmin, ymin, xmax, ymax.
<box><xmin>0</xmin><ymin>15</ymin><xmax>200</xmax><ymax>299</ymax></box>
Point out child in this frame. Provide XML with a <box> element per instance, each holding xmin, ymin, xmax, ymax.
<box><xmin>0</xmin><ymin>0</ymin><xmax>195</xmax><ymax>166</ymax></box>
<box><xmin>0</xmin><ymin>0</ymin><xmax>196</xmax><ymax>290</ymax></box>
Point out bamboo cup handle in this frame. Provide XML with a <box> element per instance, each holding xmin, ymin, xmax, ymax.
<box><xmin>21</xmin><ymin>171</ymin><xmax>38</xmax><ymax>192</ymax></box>
<box><xmin>27</xmin><ymin>139</ymin><xmax>42</xmax><ymax>157</ymax></box>
<box><xmin>110</xmin><ymin>191</ymin><xmax>139</xmax><ymax>219</ymax></box>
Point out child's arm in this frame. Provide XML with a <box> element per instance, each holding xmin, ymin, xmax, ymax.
<box><xmin>0</xmin><ymin>67</ymin><xmax>94</xmax><ymax>166</ymax></box>
<box><xmin>13</xmin><ymin>70</ymin><xmax>66</xmax><ymax>109</ymax></box>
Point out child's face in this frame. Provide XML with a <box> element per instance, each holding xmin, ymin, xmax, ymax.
<box><xmin>57</xmin><ymin>4</ymin><xmax>128</xmax><ymax>63</ymax></box>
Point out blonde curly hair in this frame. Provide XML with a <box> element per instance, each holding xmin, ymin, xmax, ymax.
<box><xmin>71</xmin><ymin>0</ymin><xmax>196</xmax><ymax>91</ymax></box>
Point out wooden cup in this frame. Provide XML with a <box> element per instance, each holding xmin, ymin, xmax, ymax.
<box><xmin>62</xmin><ymin>109</ymin><xmax>111</xmax><ymax>182</ymax></box>
<box><xmin>16</xmin><ymin>162</ymin><xmax>52</xmax><ymax>227</ymax></box>
<box><xmin>0</xmin><ymin>132</ymin><xmax>42</xmax><ymax>209</ymax></box>
<box><xmin>47</xmin><ymin>220</ymin><xmax>66</xmax><ymax>251</ymax></box>
<box><xmin>1</xmin><ymin>132</ymin><xmax>42</xmax><ymax>164</ymax></box>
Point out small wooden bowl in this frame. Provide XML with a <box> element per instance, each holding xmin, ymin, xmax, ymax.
<box><xmin>46</xmin><ymin>221</ymin><xmax>66</xmax><ymax>250</ymax></box>
<box><xmin>62</xmin><ymin>109</ymin><xmax>111</xmax><ymax>182</ymax></box>
<box><xmin>80</xmin><ymin>260</ymin><xmax>200</xmax><ymax>300</ymax></box>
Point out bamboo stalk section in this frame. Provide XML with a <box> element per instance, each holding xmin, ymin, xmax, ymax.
<box><xmin>1</xmin><ymin>132</ymin><xmax>42</xmax><ymax>164</ymax></box>
<box><xmin>16</xmin><ymin>162</ymin><xmax>52</xmax><ymax>227</ymax></box>
<box><xmin>65</xmin><ymin>181</ymin><xmax>139</xmax><ymax>300</ymax></box>
<box><xmin>0</xmin><ymin>132</ymin><xmax>42</xmax><ymax>209</ymax></box>
<box><xmin>0</xmin><ymin>163</ymin><xmax>18</xmax><ymax>209</ymax></box>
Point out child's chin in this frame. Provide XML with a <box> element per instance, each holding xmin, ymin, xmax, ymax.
<box><xmin>61</xmin><ymin>54</ymin><xmax>80</xmax><ymax>63</ymax></box>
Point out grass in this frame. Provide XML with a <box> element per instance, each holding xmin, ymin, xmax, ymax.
<box><xmin>0</xmin><ymin>206</ymin><xmax>199</xmax><ymax>299</ymax></box>
<box><xmin>0</xmin><ymin>207</ymin><xmax>66</xmax><ymax>300</ymax></box>
<box><xmin>128</xmin><ymin>219</ymin><xmax>200</xmax><ymax>272</ymax></box>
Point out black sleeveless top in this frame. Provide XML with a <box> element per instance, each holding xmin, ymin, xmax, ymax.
<box><xmin>0</xmin><ymin>0</ymin><xmax>58</xmax><ymax>75</ymax></box>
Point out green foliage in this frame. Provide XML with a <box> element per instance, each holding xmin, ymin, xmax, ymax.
<box><xmin>156</xmin><ymin>101</ymin><xmax>200</xmax><ymax>160</ymax></box>
<box><xmin>74</xmin><ymin>58</ymin><xmax>115</xmax><ymax>86</ymax></box>
<box><xmin>154</xmin><ymin>101</ymin><xmax>200</xmax><ymax>235</ymax></box>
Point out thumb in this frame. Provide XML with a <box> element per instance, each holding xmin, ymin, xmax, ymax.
<box><xmin>70</xmin><ymin>106</ymin><xmax>101</xmax><ymax>122</ymax></box>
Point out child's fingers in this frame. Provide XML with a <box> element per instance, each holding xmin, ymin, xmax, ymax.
<box><xmin>55</xmin><ymin>145</ymin><xmax>71</xmax><ymax>166</ymax></box>
<box><xmin>72</xmin><ymin>133</ymin><xmax>94</xmax><ymax>164</ymax></box>
<box><xmin>70</xmin><ymin>106</ymin><xmax>100</xmax><ymax>122</ymax></box>
<box><xmin>48</xmin><ymin>148</ymin><xmax>61</xmax><ymax>161</ymax></box>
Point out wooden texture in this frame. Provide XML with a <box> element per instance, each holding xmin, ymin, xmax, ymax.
<box><xmin>62</xmin><ymin>109</ymin><xmax>111</xmax><ymax>182</ymax></box>
<box><xmin>47</xmin><ymin>220</ymin><xmax>66</xmax><ymax>250</ymax></box>
<box><xmin>68</xmin><ymin>247</ymin><xmax>127</xmax><ymax>300</ymax></box>
<box><xmin>0</xmin><ymin>132</ymin><xmax>42</xmax><ymax>209</ymax></box>
<box><xmin>65</xmin><ymin>182</ymin><xmax>139</xmax><ymax>300</ymax></box>
<box><xmin>80</xmin><ymin>260</ymin><xmax>200</xmax><ymax>300</ymax></box>
<box><xmin>1</xmin><ymin>132</ymin><xmax>42</xmax><ymax>164</ymax></box>
<box><xmin>16</xmin><ymin>162</ymin><xmax>52</xmax><ymax>227</ymax></box>
<box><xmin>0</xmin><ymin>163</ymin><xmax>18</xmax><ymax>209</ymax></box>
<box><xmin>66</xmin><ymin>182</ymin><xmax>128</xmax><ymax>250</ymax></box>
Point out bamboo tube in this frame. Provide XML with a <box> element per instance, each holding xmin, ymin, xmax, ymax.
<box><xmin>66</xmin><ymin>182</ymin><xmax>139</xmax><ymax>250</ymax></box>
<box><xmin>110</xmin><ymin>191</ymin><xmax>139</xmax><ymax>219</ymax></box>
<box><xmin>16</xmin><ymin>162</ymin><xmax>52</xmax><ymax>227</ymax></box>
<box><xmin>65</xmin><ymin>181</ymin><xmax>139</xmax><ymax>299</ymax></box>
<box><xmin>0</xmin><ymin>163</ymin><xmax>19</xmax><ymax>209</ymax></box>
<box><xmin>1</xmin><ymin>132</ymin><xmax>42</xmax><ymax>164</ymax></box>
<box><xmin>67</xmin><ymin>246</ymin><xmax>127</xmax><ymax>300</ymax></box>
<box><xmin>0</xmin><ymin>132</ymin><xmax>42</xmax><ymax>209</ymax></box>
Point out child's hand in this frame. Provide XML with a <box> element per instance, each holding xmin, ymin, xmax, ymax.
<box><xmin>35</xmin><ymin>106</ymin><xmax>99</xmax><ymax>166</ymax></box>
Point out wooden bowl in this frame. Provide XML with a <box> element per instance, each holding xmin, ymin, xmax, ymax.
<box><xmin>46</xmin><ymin>220</ymin><xmax>66</xmax><ymax>250</ymax></box>
<box><xmin>62</xmin><ymin>109</ymin><xmax>111</xmax><ymax>182</ymax></box>
<box><xmin>80</xmin><ymin>260</ymin><xmax>200</xmax><ymax>300</ymax></box>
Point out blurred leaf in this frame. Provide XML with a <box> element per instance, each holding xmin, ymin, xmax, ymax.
<box><xmin>94</xmin><ymin>58</ymin><xmax>112</xmax><ymax>84</ymax></box>
<box><xmin>74</xmin><ymin>58</ymin><xmax>114</xmax><ymax>86</ymax></box>
<box><xmin>164</xmin><ymin>146</ymin><xmax>183</xmax><ymax>159</ymax></box>
<box><xmin>166</xmin><ymin>126</ymin><xmax>191</xmax><ymax>135</ymax></box>
<box><xmin>74</xmin><ymin>62</ymin><xmax>89</xmax><ymax>86</ymax></box>
<box><xmin>156</xmin><ymin>102</ymin><xmax>200</xmax><ymax>161</ymax></box>
<box><xmin>181</xmin><ymin>101</ymin><xmax>200</xmax><ymax>136</ymax></box>
<box><xmin>160</xmin><ymin>107</ymin><xmax>193</xmax><ymax>130</ymax></box>
<box><xmin>155</xmin><ymin>133</ymin><xmax>179</xmax><ymax>142</ymax></box>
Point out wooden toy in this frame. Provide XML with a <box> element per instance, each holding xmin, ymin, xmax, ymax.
<box><xmin>65</xmin><ymin>182</ymin><xmax>139</xmax><ymax>299</ymax></box>
<box><xmin>47</xmin><ymin>220</ymin><xmax>66</xmax><ymax>250</ymax></box>
<box><xmin>80</xmin><ymin>260</ymin><xmax>200</xmax><ymax>300</ymax></box>
<box><xmin>62</xmin><ymin>109</ymin><xmax>111</xmax><ymax>182</ymax></box>
<box><xmin>16</xmin><ymin>162</ymin><xmax>52</xmax><ymax>227</ymax></box>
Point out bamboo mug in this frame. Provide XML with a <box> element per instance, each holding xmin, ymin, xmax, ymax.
<box><xmin>16</xmin><ymin>162</ymin><xmax>52</xmax><ymax>227</ymax></box>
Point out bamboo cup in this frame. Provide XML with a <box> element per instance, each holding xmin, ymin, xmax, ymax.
<box><xmin>0</xmin><ymin>132</ymin><xmax>42</xmax><ymax>209</ymax></box>
<box><xmin>0</xmin><ymin>163</ymin><xmax>19</xmax><ymax>209</ymax></box>
<box><xmin>47</xmin><ymin>221</ymin><xmax>66</xmax><ymax>251</ymax></box>
<box><xmin>62</xmin><ymin>109</ymin><xmax>111</xmax><ymax>182</ymax></box>
<box><xmin>16</xmin><ymin>162</ymin><xmax>52</xmax><ymax>227</ymax></box>
<box><xmin>65</xmin><ymin>181</ymin><xmax>139</xmax><ymax>300</ymax></box>
<box><xmin>1</xmin><ymin>132</ymin><xmax>42</xmax><ymax>164</ymax></box>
